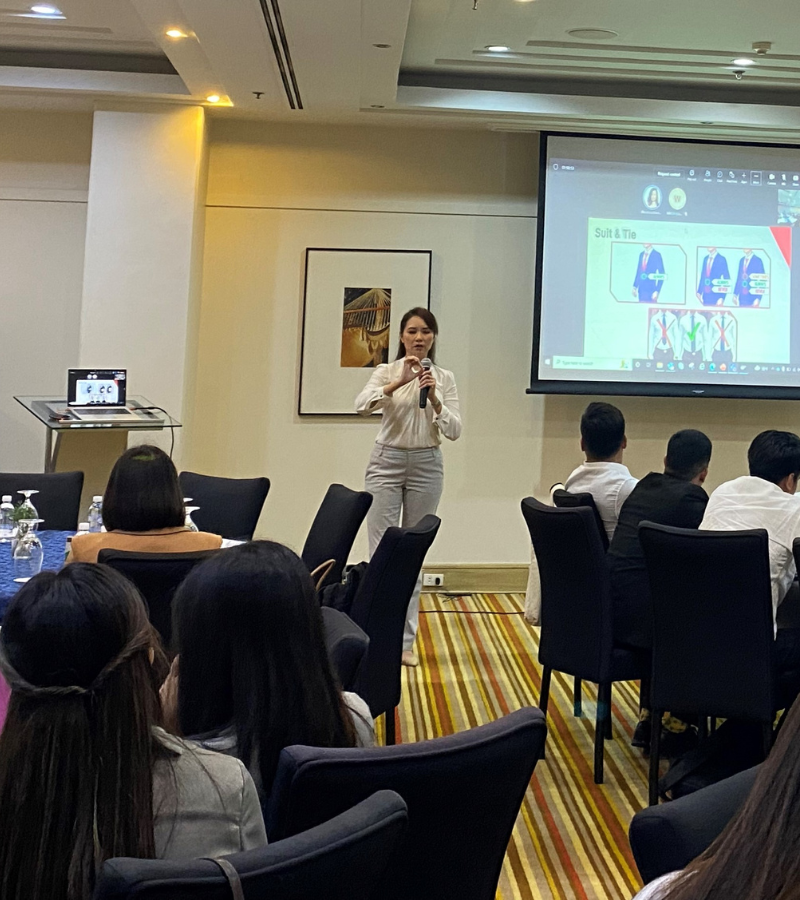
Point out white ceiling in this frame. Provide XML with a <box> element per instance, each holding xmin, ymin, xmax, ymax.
<box><xmin>0</xmin><ymin>0</ymin><xmax>797</xmax><ymax>140</ymax></box>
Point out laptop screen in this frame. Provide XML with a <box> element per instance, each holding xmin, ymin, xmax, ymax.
<box><xmin>67</xmin><ymin>369</ymin><xmax>127</xmax><ymax>407</ymax></box>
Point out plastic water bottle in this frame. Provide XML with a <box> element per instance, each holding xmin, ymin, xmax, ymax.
<box><xmin>0</xmin><ymin>496</ymin><xmax>14</xmax><ymax>543</ymax></box>
<box><xmin>87</xmin><ymin>496</ymin><xmax>103</xmax><ymax>533</ymax></box>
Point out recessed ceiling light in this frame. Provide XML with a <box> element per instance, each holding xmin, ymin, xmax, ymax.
<box><xmin>567</xmin><ymin>28</ymin><xmax>618</xmax><ymax>40</ymax></box>
<box><xmin>485</xmin><ymin>44</ymin><xmax>510</xmax><ymax>52</ymax></box>
<box><xmin>206</xmin><ymin>94</ymin><xmax>221</xmax><ymax>104</ymax></box>
<box><xmin>732</xmin><ymin>57</ymin><xmax>755</xmax><ymax>66</ymax></box>
<box><xmin>30</xmin><ymin>4</ymin><xmax>60</xmax><ymax>13</ymax></box>
<box><xmin>166</xmin><ymin>28</ymin><xmax>186</xmax><ymax>39</ymax></box>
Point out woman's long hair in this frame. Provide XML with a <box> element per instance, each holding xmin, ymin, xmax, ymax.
<box><xmin>0</xmin><ymin>565</ymin><xmax>164</xmax><ymax>900</ymax></box>
<box><xmin>173</xmin><ymin>541</ymin><xmax>357</xmax><ymax>794</ymax></box>
<box><xmin>662</xmin><ymin>699</ymin><xmax>800</xmax><ymax>900</ymax></box>
<box><xmin>102</xmin><ymin>444</ymin><xmax>185</xmax><ymax>533</ymax></box>
<box><xmin>394</xmin><ymin>307</ymin><xmax>439</xmax><ymax>364</ymax></box>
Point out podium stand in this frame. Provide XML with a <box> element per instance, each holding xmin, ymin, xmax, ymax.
<box><xmin>14</xmin><ymin>396</ymin><xmax>181</xmax><ymax>513</ymax></box>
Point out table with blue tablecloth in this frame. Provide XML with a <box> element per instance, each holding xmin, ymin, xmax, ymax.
<box><xmin>0</xmin><ymin>530</ymin><xmax>71</xmax><ymax>617</ymax></box>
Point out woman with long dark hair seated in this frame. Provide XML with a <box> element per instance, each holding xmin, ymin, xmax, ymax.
<box><xmin>0</xmin><ymin>565</ymin><xmax>266</xmax><ymax>900</ymax></box>
<box><xmin>634</xmin><ymin>698</ymin><xmax>800</xmax><ymax>899</ymax></box>
<box><xmin>164</xmin><ymin>541</ymin><xmax>374</xmax><ymax>800</ymax></box>
<box><xmin>68</xmin><ymin>445</ymin><xmax>223</xmax><ymax>563</ymax></box>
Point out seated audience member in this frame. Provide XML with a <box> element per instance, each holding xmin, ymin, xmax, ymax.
<box><xmin>68</xmin><ymin>445</ymin><xmax>223</xmax><ymax>562</ymax></box>
<box><xmin>164</xmin><ymin>541</ymin><xmax>374</xmax><ymax>801</ymax></box>
<box><xmin>610</xmin><ymin>429</ymin><xmax>712</xmax><ymax>648</ymax></box>
<box><xmin>565</xmin><ymin>401</ymin><xmax>638</xmax><ymax>541</ymax></box>
<box><xmin>701</xmin><ymin>430</ymin><xmax>800</xmax><ymax>678</ymax></box>
<box><xmin>632</xmin><ymin>696</ymin><xmax>800</xmax><ymax>899</ymax></box>
<box><xmin>608</xmin><ymin>429</ymin><xmax>712</xmax><ymax>753</ymax></box>
<box><xmin>0</xmin><ymin>565</ymin><xmax>266</xmax><ymax>900</ymax></box>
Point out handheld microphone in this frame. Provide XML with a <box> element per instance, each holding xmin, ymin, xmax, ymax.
<box><xmin>419</xmin><ymin>358</ymin><xmax>432</xmax><ymax>409</ymax></box>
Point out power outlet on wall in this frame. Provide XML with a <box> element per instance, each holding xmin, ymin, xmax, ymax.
<box><xmin>423</xmin><ymin>573</ymin><xmax>444</xmax><ymax>587</ymax></box>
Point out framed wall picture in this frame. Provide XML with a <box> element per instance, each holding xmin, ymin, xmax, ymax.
<box><xmin>299</xmin><ymin>248</ymin><xmax>433</xmax><ymax>415</ymax></box>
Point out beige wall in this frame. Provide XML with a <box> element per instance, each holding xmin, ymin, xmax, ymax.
<box><xmin>191</xmin><ymin>119</ymin><xmax>800</xmax><ymax>565</ymax></box>
<box><xmin>0</xmin><ymin>111</ymin><xmax>91</xmax><ymax>471</ymax></box>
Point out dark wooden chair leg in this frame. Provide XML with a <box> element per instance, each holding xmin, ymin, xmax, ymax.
<box><xmin>539</xmin><ymin>667</ymin><xmax>552</xmax><ymax>760</ymax></box>
<box><xmin>574</xmin><ymin>676</ymin><xmax>582</xmax><ymax>717</ymax></box>
<box><xmin>384</xmin><ymin>709</ymin><xmax>396</xmax><ymax>746</ymax></box>
<box><xmin>594</xmin><ymin>682</ymin><xmax>609</xmax><ymax>784</ymax></box>
<box><xmin>604</xmin><ymin>682</ymin><xmax>613</xmax><ymax>739</ymax></box>
<box><xmin>649</xmin><ymin>709</ymin><xmax>662</xmax><ymax>805</ymax></box>
<box><xmin>539</xmin><ymin>667</ymin><xmax>552</xmax><ymax>715</ymax></box>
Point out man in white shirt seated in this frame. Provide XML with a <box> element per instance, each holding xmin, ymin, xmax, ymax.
<box><xmin>701</xmin><ymin>430</ymin><xmax>800</xmax><ymax>681</ymax></box>
<box><xmin>564</xmin><ymin>402</ymin><xmax>639</xmax><ymax>542</ymax></box>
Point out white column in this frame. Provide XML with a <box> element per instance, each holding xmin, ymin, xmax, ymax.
<box><xmin>79</xmin><ymin>106</ymin><xmax>207</xmax><ymax>461</ymax></box>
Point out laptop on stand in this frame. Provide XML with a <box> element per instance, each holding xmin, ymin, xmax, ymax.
<box><xmin>48</xmin><ymin>369</ymin><xmax>164</xmax><ymax>424</ymax></box>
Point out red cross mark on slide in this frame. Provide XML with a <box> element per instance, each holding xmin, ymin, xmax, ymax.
<box><xmin>657</xmin><ymin>316</ymin><xmax>672</xmax><ymax>348</ymax></box>
<box><xmin>713</xmin><ymin>316</ymin><xmax>731</xmax><ymax>351</ymax></box>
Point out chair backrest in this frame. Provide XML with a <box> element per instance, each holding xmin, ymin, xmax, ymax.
<box><xmin>321</xmin><ymin>606</ymin><xmax>369</xmax><ymax>692</ymax></box>
<box><xmin>349</xmin><ymin>515</ymin><xmax>441</xmax><ymax>717</ymax></box>
<box><xmin>0</xmin><ymin>471</ymin><xmax>84</xmax><ymax>531</ymax></box>
<box><xmin>178</xmin><ymin>471</ymin><xmax>270</xmax><ymax>541</ymax></box>
<box><xmin>639</xmin><ymin>523</ymin><xmax>774</xmax><ymax>720</ymax></box>
<box><xmin>552</xmin><ymin>488</ymin><xmax>609</xmax><ymax>550</ymax></box>
<box><xmin>301</xmin><ymin>484</ymin><xmax>373</xmax><ymax>589</ymax></box>
<box><xmin>267</xmin><ymin>707</ymin><xmax>547</xmax><ymax>900</ymax></box>
<box><xmin>520</xmin><ymin>497</ymin><xmax>613</xmax><ymax>684</ymax></box>
<box><xmin>98</xmin><ymin>549</ymin><xmax>218</xmax><ymax>650</ymax></box>
<box><xmin>629</xmin><ymin>765</ymin><xmax>759</xmax><ymax>884</ymax></box>
<box><xmin>93</xmin><ymin>790</ymin><xmax>408</xmax><ymax>900</ymax></box>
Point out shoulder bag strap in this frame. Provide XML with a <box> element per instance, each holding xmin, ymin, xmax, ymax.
<box><xmin>203</xmin><ymin>857</ymin><xmax>245</xmax><ymax>900</ymax></box>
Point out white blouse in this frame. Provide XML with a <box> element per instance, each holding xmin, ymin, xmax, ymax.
<box><xmin>355</xmin><ymin>359</ymin><xmax>462</xmax><ymax>450</ymax></box>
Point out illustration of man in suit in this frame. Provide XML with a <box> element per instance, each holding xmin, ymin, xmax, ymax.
<box><xmin>708</xmin><ymin>311</ymin><xmax>737</xmax><ymax>366</ymax></box>
<box><xmin>733</xmin><ymin>249</ymin><xmax>766</xmax><ymax>307</ymax></box>
<box><xmin>679</xmin><ymin>311</ymin><xmax>709</xmax><ymax>366</ymax></box>
<box><xmin>696</xmin><ymin>248</ymin><xmax>730</xmax><ymax>306</ymax></box>
<box><xmin>632</xmin><ymin>243</ymin><xmax>665</xmax><ymax>302</ymax></box>
<box><xmin>649</xmin><ymin>309</ymin><xmax>679</xmax><ymax>362</ymax></box>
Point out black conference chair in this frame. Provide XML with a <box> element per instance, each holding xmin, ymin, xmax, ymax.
<box><xmin>178</xmin><ymin>471</ymin><xmax>270</xmax><ymax>541</ymax></box>
<box><xmin>266</xmin><ymin>707</ymin><xmax>547</xmax><ymax>900</ymax></box>
<box><xmin>349</xmin><ymin>515</ymin><xmax>441</xmax><ymax>744</ymax></box>
<box><xmin>98</xmin><ymin>549</ymin><xmax>218</xmax><ymax>651</ymax></box>
<box><xmin>629</xmin><ymin>765</ymin><xmax>758</xmax><ymax>884</ymax></box>
<box><xmin>639</xmin><ymin>523</ymin><xmax>775</xmax><ymax>805</ymax></box>
<box><xmin>301</xmin><ymin>484</ymin><xmax>373</xmax><ymax>591</ymax></box>
<box><xmin>552</xmin><ymin>488</ymin><xmax>609</xmax><ymax>550</ymax></box>
<box><xmin>0</xmin><ymin>471</ymin><xmax>84</xmax><ymax>531</ymax></box>
<box><xmin>520</xmin><ymin>497</ymin><xmax>646</xmax><ymax>783</ymax></box>
<box><xmin>93</xmin><ymin>790</ymin><xmax>408</xmax><ymax>900</ymax></box>
<box><xmin>321</xmin><ymin>606</ymin><xmax>369</xmax><ymax>692</ymax></box>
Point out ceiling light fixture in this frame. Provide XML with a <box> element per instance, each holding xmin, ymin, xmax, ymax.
<box><xmin>731</xmin><ymin>57</ymin><xmax>755</xmax><ymax>66</ymax></box>
<box><xmin>166</xmin><ymin>28</ymin><xmax>186</xmax><ymax>39</ymax></box>
<box><xmin>30</xmin><ymin>4</ymin><xmax>60</xmax><ymax>13</ymax></box>
<box><xmin>567</xmin><ymin>28</ymin><xmax>618</xmax><ymax>40</ymax></box>
<box><xmin>485</xmin><ymin>44</ymin><xmax>510</xmax><ymax>52</ymax></box>
<box><xmin>206</xmin><ymin>94</ymin><xmax>221</xmax><ymax>104</ymax></box>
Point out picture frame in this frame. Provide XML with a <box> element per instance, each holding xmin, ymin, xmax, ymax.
<box><xmin>299</xmin><ymin>248</ymin><xmax>433</xmax><ymax>415</ymax></box>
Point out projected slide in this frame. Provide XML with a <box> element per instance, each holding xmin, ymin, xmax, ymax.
<box><xmin>535</xmin><ymin>133</ymin><xmax>800</xmax><ymax>396</ymax></box>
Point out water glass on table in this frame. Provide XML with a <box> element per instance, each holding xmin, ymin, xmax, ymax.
<box><xmin>13</xmin><ymin>519</ymin><xmax>44</xmax><ymax>583</ymax></box>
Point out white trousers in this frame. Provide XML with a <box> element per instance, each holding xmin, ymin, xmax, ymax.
<box><xmin>365</xmin><ymin>443</ymin><xmax>444</xmax><ymax>651</ymax></box>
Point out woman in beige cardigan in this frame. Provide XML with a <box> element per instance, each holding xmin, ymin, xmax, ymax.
<box><xmin>68</xmin><ymin>445</ymin><xmax>222</xmax><ymax>563</ymax></box>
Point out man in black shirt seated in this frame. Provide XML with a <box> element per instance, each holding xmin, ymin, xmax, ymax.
<box><xmin>608</xmin><ymin>428</ymin><xmax>712</xmax><ymax>753</ymax></box>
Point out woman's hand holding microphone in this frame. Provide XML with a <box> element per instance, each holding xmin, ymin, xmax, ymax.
<box><xmin>383</xmin><ymin>357</ymin><xmax>440</xmax><ymax>412</ymax></box>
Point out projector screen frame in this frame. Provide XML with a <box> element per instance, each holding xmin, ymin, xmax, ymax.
<box><xmin>529</xmin><ymin>130</ymin><xmax>800</xmax><ymax>401</ymax></box>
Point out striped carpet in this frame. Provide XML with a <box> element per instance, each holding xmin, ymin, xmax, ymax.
<box><xmin>382</xmin><ymin>592</ymin><xmax>648</xmax><ymax>900</ymax></box>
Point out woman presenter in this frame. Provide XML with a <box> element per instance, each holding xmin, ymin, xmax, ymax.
<box><xmin>355</xmin><ymin>308</ymin><xmax>462</xmax><ymax>666</ymax></box>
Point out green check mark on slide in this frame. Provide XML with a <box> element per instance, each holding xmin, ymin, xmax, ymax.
<box><xmin>687</xmin><ymin>322</ymin><xmax>703</xmax><ymax>341</ymax></box>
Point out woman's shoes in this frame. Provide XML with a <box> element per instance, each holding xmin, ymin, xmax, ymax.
<box><xmin>401</xmin><ymin>650</ymin><xmax>419</xmax><ymax>667</ymax></box>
